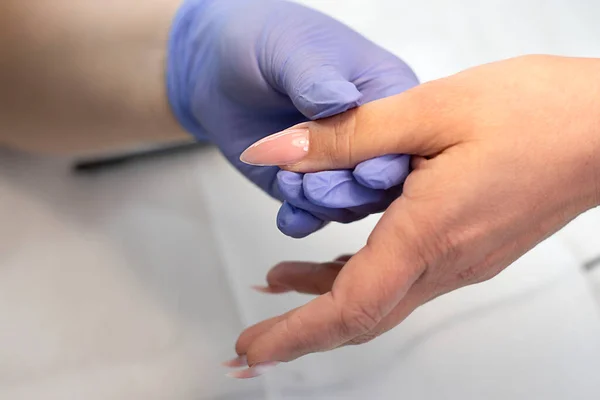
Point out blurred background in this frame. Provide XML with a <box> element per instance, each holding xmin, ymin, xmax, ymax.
<box><xmin>2</xmin><ymin>0</ymin><xmax>600</xmax><ymax>399</ymax></box>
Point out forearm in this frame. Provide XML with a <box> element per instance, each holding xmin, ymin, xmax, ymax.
<box><xmin>0</xmin><ymin>0</ymin><xmax>189</xmax><ymax>156</ymax></box>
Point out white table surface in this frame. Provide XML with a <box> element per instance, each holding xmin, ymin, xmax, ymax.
<box><xmin>2</xmin><ymin>1</ymin><xmax>600</xmax><ymax>399</ymax></box>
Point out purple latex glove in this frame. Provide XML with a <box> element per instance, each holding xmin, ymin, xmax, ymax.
<box><xmin>277</xmin><ymin>155</ymin><xmax>411</xmax><ymax>237</ymax></box>
<box><xmin>167</xmin><ymin>0</ymin><xmax>418</xmax><ymax>238</ymax></box>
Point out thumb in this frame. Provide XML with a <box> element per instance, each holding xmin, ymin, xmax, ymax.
<box><xmin>240</xmin><ymin>82</ymin><xmax>461</xmax><ymax>172</ymax></box>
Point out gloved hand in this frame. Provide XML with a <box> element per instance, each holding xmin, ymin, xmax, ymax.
<box><xmin>167</xmin><ymin>0</ymin><xmax>418</xmax><ymax>237</ymax></box>
<box><xmin>275</xmin><ymin>154</ymin><xmax>410</xmax><ymax>237</ymax></box>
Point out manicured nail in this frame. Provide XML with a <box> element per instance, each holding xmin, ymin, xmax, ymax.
<box><xmin>222</xmin><ymin>354</ymin><xmax>247</xmax><ymax>368</ymax></box>
<box><xmin>226</xmin><ymin>362</ymin><xmax>280</xmax><ymax>379</ymax></box>
<box><xmin>240</xmin><ymin>128</ymin><xmax>309</xmax><ymax>166</ymax></box>
<box><xmin>251</xmin><ymin>285</ymin><xmax>291</xmax><ymax>294</ymax></box>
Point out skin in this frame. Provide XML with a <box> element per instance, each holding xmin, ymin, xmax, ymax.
<box><xmin>234</xmin><ymin>55</ymin><xmax>600</xmax><ymax>374</ymax></box>
<box><xmin>0</xmin><ymin>0</ymin><xmax>189</xmax><ymax>156</ymax></box>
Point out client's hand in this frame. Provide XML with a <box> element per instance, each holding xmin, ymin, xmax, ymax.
<box><xmin>228</xmin><ymin>55</ymin><xmax>600</xmax><ymax>377</ymax></box>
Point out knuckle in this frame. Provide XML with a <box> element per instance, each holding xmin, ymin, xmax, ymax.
<box><xmin>339</xmin><ymin>302</ymin><xmax>382</xmax><ymax>337</ymax></box>
<box><xmin>369</xmin><ymin>206</ymin><xmax>465</xmax><ymax>298</ymax></box>
<box><xmin>347</xmin><ymin>331</ymin><xmax>379</xmax><ymax>346</ymax></box>
<box><xmin>280</xmin><ymin>313</ymin><xmax>312</xmax><ymax>353</ymax></box>
<box><xmin>418</xmin><ymin>210</ymin><xmax>462</xmax><ymax>267</ymax></box>
<box><xmin>324</xmin><ymin>110</ymin><xmax>358</xmax><ymax>167</ymax></box>
<box><xmin>389</xmin><ymin>206</ymin><xmax>461</xmax><ymax>275</ymax></box>
<box><xmin>456</xmin><ymin>265</ymin><xmax>481</xmax><ymax>284</ymax></box>
<box><xmin>434</xmin><ymin>228</ymin><xmax>463</xmax><ymax>266</ymax></box>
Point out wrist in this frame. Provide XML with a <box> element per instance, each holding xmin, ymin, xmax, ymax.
<box><xmin>167</xmin><ymin>0</ymin><xmax>253</xmax><ymax>140</ymax></box>
<box><xmin>166</xmin><ymin>0</ymin><xmax>217</xmax><ymax>140</ymax></box>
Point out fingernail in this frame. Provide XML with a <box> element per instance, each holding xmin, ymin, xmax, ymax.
<box><xmin>222</xmin><ymin>354</ymin><xmax>247</xmax><ymax>368</ymax></box>
<box><xmin>226</xmin><ymin>362</ymin><xmax>280</xmax><ymax>379</ymax></box>
<box><xmin>240</xmin><ymin>128</ymin><xmax>309</xmax><ymax>166</ymax></box>
<box><xmin>251</xmin><ymin>285</ymin><xmax>291</xmax><ymax>294</ymax></box>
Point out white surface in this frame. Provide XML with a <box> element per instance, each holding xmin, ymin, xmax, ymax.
<box><xmin>2</xmin><ymin>0</ymin><xmax>600</xmax><ymax>399</ymax></box>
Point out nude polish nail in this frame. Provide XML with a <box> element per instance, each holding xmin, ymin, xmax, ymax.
<box><xmin>226</xmin><ymin>362</ymin><xmax>280</xmax><ymax>379</ymax></box>
<box><xmin>251</xmin><ymin>285</ymin><xmax>291</xmax><ymax>294</ymax></box>
<box><xmin>222</xmin><ymin>355</ymin><xmax>248</xmax><ymax>368</ymax></box>
<box><xmin>240</xmin><ymin>128</ymin><xmax>309</xmax><ymax>166</ymax></box>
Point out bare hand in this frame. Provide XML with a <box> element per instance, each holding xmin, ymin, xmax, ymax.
<box><xmin>230</xmin><ymin>55</ymin><xmax>600</xmax><ymax>378</ymax></box>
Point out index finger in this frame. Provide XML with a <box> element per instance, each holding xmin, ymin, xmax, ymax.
<box><xmin>240</xmin><ymin>198</ymin><xmax>427</xmax><ymax>366</ymax></box>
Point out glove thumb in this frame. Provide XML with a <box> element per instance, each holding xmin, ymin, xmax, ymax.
<box><xmin>286</xmin><ymin>67</ymin><xmax>362</xmax><ymax>120</ymax></box>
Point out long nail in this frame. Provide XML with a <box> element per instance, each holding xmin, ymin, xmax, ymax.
<box><xmin>226</xmin><ymin>362</ymin><xmax>280</xmax><ymax>379</ymax></box>
<box><xmin>251</xmin><ymin>285</ymin><xmax>291</xmax><ymax>294</ymax></box>
<box><xmin>240</xmin><ymin>128</ymin><xmax>309</xmax><ymax>166</ymax></box>
<box><xmin>222</xmin><ymin>355</ymin><xmax>248</xmax><ymax>368</ymax></box>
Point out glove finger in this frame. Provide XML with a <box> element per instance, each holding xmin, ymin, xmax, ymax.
<box><xmin>277</xmin><ymin>202</ymin><xmax>327</xmax><ymax>239</ymax></box>
<box><xmin>291</xmin><ymin>54</ymin><xmax>418</xmax><ymax>119</ymax></box>
<box><xmin>277</xmin><ymin>171</ymin><xmax>357</xmax><ymax>223</ymax></box>
<box><xmin>293</xmin><ymin>76</ymin><xmax>363</xmax><ymax>120</ymax></box>
<box><xmin>337</xmin><ymin>182</ymin><xmax>404</xmax><ymax>224</ymax></box>
<box><xmin>302</xmin><ymin>170</ymin><xmax>386</xmax><ymax>209</ymax></box>
<box><xmin>353</xmin><ymin>154</ymin><xmax>411</xmax><ymax>190</ymax></box>
<box><xmin>281</xmin><ymin>58</ymin><xmax>361</xmax><ymax>120</ymax></box>
<box><xmin>346</xmin><ymin>187</ymin><xmax>402</xmax><ymax>216</ymax></box>
<box><xmin>354</xmin><ymin>55</ymin><xmax>419</xmax><ymax>105</ymax></box>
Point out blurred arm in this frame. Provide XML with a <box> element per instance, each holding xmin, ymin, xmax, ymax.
<box><xmin>0</xmin><ymin>0</ymin><xmax>189</xmax><ymax>156</ymax></box>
